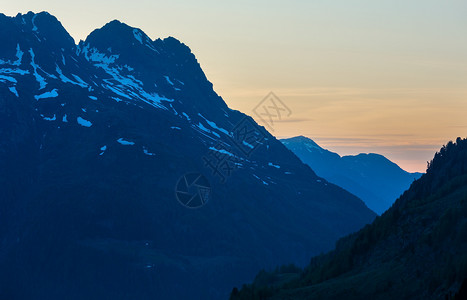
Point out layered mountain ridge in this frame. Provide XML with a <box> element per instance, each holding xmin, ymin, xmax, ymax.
<box><xmin>0</xmin><ymin>12</ymin><xmax>375</xmax><ymax>300</ymax></box>
<box><xmin>282</xmin><ymin>136</ymin><xmax>423</xmax><ymax>214</ymax></box>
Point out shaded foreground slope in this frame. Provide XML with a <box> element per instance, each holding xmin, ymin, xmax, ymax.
<box><xmin>232</xmin><ymin>137</ymin><xmax>467</xmax><ymax>300</ymax></box>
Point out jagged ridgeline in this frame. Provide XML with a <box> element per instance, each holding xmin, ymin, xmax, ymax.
<box><xmin>232</xmin><ymin>137</ymin><xmax>467</xmax><ymax>300</ymax></box>
<box><xmin>0</xmin><ymin>12</ymin><xmax>375</xmax><ymax>299</ymax></box>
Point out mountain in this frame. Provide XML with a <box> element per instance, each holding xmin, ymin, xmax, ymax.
<box><xmin>0</xmin><ymin>12</ymin><xmax>376</xmax><ymax>300</ymax></box>
<box><xmin>281</xmin><ymin>136</ymin><xmax>423</xmax><ymax>214</ymax></box>
<box><xmin>231</xmin><ymin>137</ymin><xmax>467</xmax><ymax>300</ymax></box>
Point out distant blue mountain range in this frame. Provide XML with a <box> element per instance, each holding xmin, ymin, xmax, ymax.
<box><xmin>281</xmin><ymin>136</ymin><xmax>423</xmax><ymax>214</ymax></box>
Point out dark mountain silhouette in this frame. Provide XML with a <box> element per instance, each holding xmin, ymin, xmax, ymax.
<box><xmin>282</xmin><ymin>136</ymin><xmax>423</xmax><ymax>214</ymax></box>
<box><xmin>0</xmin><ymin>12</ymin><xmax>376</xmax><ymax>299</ymax></box>
<box><xmin>232</xmin><ymin>137</ymin><xmax>467</xmax><ymax>300</ymax></box>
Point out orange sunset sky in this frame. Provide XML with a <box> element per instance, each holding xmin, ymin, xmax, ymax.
<box><xmin>3</xmin><ymin>0</ymin><xmax>467</xmax><ymax>172</ymax></box>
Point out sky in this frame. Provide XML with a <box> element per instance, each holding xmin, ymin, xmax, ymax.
<box><xmin>3</xmin><ymin>0</ymin><xmax>467</xmax><ymax>172</ymax></box>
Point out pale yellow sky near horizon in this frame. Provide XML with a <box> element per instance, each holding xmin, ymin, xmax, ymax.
<box><xmin>2</xmin><ymin>0</ymin><xmax>467</xmax><ymax>172</ymax></box>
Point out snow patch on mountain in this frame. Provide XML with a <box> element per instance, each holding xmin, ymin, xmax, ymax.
<box><xmin>9</xmin><ymin>87</ymin><xmax>19</xmax><ymax>97</ymax></box>
<box><xmin>198</xmin><ymin>113</ymin><xmax>230</xmax><ymax>136</ymax></box>
<box><xmin>99</xmin><ymin>145</ymin><xmax>107</xmax><ymax>155</ymax></box>
<box><xmin>117</xmin><ymin>138</ymin><xmax>135</xmax><ymax>145</ymax></box>
<box><xmin>34</xmin><ymin>89</ymin><xmax>58</xmax><ymax>100</ymax></box>
<box><xmin>253</xmin><ymin>174</ymin><xmax>269</xmax><ymax>185</ymax></box>
<box><xmin>31</xmin><ymin>14</ymin><xmax>38</xmax><ymax>31</ymax></box>
<box><xmin>133</xmin><ymin>29</ymin><xmax>144</xmax><ymax>44</ymax></box>
<box><xmin>79</xmin><ymin>45</ymin><xmax>173</xmax><ymax>109</ymax></box>
<box><xmin>182</xmin><ymin>112</ymin><xmax>191</xmax><ymax>121</ymax></box>
<box><xmin>0</xmin><ymin>68</ymin><xmax>29</xmax><ymax>78</ymax></box>
<box><xmin>0</xmin><ymin>44</ymin><xmax>24</xmax><ymax>66</ymax></box>
<box><xmin>29</xmin><ymin>48</ymin><xmax>47</xmax><ymax>89</ymax></box>
<box><xmin>14</xmin><ymin>44</ymin><xmax>24</xmax><ymax>66</ymax></box>
<box><xmin>77</xmin><ymin>116</ymin><xmax>92</xmax><ymax>127</ymax></box>
<box><xmin>0</xmin><ymin>75</ymin><xmax>17</xmax><ymax>83</ymax></box>
<box><xmin>195</xmin><ymin>123</ymin><xmax>220</xmax><ymax>138</ymax></box>
<box><xmin>81</xmin><ymin>44</ymin><xmax>119</xmax><ymax>65</ymax></box>
<box><xmin>41</xmin><ymin>114</ymin><xmax>56</xmax><ymax>121</ymax></box>
<box><xmin>143</xmin><ymin>147</ymin><xmax>156</xmax><ymax>156</ymax></box>
<box><xmin>243</xmin><ymin>140</ymin><xmax>254</xmax><ymax>149</ymax></box>
<box><xmin>209</xmin><ymin>146</ymin><xmax>235</xmax><ymax>157</ymax></box>
<box><xmin>132</xmin><ymin>29</ymin><xmax>159</xmax><ymax>53</ymax></box>
<box><xmin>164</xmin><ymin>75</ymin><xmax>174</xmax><ymax>86</ymax></box>
<box><xmin>56</xmin><ymin>65</ymin><xmax>88</xmax><ymax>88</ymax></box>
<box><xmin>268</xmin><ymin>162</ymin><xmax>281</xmax><ymax>169</ymax></box>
